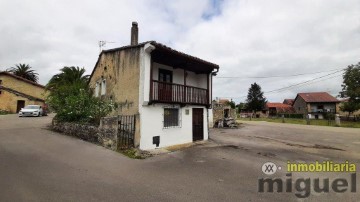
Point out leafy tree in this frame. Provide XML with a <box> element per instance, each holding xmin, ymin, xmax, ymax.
<box><xmin>339</xmin><ymin>62</ymin><xmax>360</xmax><ymax>115</ymax></box>
<box><xmin>47</xmin><ymin>66</ymin><xmax>89</xmax><ymax>91</ymax></box>
<box><xmin>225</xmin><ymin>99</ymin><xmax>236</xmax><ymax>109</ymax></box>
<box><xmin>46</xmin><ymin>66</ymin><xmax>113</xmax><ymax>124</ymax></box>
<box><xmin>246</xmin><ymin>82</ymin><xmax>267</xmax><ymax>112</ymax></box>
<box><xmin>340</xmin><ymin>101</ymin><xmax>360</xmax><ymax>117</ymax></box>
<box><xmin>339</xmin><ymin>62</ymin><xmax>360</xmax><ymax>103</ymax></box>
<box><xmin>236</xmin><ymin>102</ymin><xmax>247</xmax><ymax>113</ymax></box>
<box><xmin>7</xmin><ymin>64</ymin><xmax>39</xmax><ymax>82</ymax></box>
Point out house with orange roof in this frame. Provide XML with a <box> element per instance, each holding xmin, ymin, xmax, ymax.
<box><xmin>265</xmin><ymin>102</ymin><xmax>295</xmax><ymax>116</ymax></box>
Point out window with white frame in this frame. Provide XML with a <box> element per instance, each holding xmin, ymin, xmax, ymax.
<box><xmin>164</xmin><ymin>108</ymin><xmax>180</xmax><ymax>128</ymax></box>
<box><xmin>95</xmin><ymin>82</ymin><xmax>100</xmax><ymax>97</ymax></box>
<box><xmin>101</xmin><ymin>79</ymin><xmax>106</xmax><ymax>95</ymax></box>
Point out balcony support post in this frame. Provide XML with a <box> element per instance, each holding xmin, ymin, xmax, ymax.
<box><xmin>183</xmin><ymin>69</ymin><xmax>186</xmax><ymax>103</ymax></box>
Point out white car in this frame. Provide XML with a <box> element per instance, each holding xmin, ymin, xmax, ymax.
<box><xmin>19</xmin><ymin>105</ymin><xmax>43</xmax><ymax>117</ymax></box>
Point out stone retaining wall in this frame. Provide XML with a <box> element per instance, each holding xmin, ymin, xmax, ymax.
<box><xmin>52</xmin><ymin>116</ymin><xmax>119</xmax><ymax>151</ymax></box>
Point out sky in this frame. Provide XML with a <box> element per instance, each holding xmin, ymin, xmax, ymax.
<box><xmin>1</xmin><ymin>0</ymin><xmax>359</xmax><ymax>103</ymax></box>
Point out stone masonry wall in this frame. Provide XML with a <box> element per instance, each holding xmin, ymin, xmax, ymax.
<box><xmin>52</xmin><ymin>116</ymin><xmax>119</xmax><ymax>151</ymax></box>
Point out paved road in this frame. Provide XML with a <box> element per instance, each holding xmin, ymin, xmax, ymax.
<box><xmin>0</xmin><ymin>115</ymin><xmax>359</xmax><ymax>201</ymax></box>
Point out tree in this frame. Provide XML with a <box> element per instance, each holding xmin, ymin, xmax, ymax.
<box><xmin>339</xmin><ymin>62</ymin><xmax>360</xmax><ymax>103</ymax></box>
<box><xmin>339</xmin><ymin>62</ymin><xmax>360</xmax><ymax>115</ymax></box>
<box><xmin>246</xmin><ymin>82</ymin><xmax>267</xmax><ymax>112</ymax></box>
<box><xmin>225</xmin><ymin>99</ymin><xmax>236</xmax><ymax>109</ymax></box>
<box><xmin>236</xmin><ymin>102</ymin><xmax>247</xmax><ymax>113</ymax></box>
<box><xmin>46</xmin><ymin>66</ymin><xmax>112</xmax><ymax>124</ymax></box>
<box><xmin>340</xmin><ymin>101</ymin><xmax>360</xmax><ymax>118</ymax></box>
<box><xmin>7</xmin><ymin>64</ymin><xmax>39</xmax><ymax>82</ymax></box>
<box><xmin>47</xmin><ymin>66</ymin><xmax>89</xmax><ymax>91</ymax></box>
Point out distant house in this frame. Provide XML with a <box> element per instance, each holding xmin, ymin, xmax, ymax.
<box><xmin>293</xmin><ymin>92</ymin><xmax>340</xmax><ymax>119</ymax></box>
<box><xmin>88</xmin><ymin>22</ymin><xmax>219</xmax><ymax>150</ymax></box>
<box><xmin>283</xmin><ymin>99</ymin><xmax>294</xmax><ymax>105</ymax></box>
<box><xmin>0</xmin><ymin>71</ymin><xmax>46</xmax><ymax>113</ymax></box>
<box><xmin>265</xmin><ymin>102</ymin><xmax>294</xmax><ymax>116</ymax></box>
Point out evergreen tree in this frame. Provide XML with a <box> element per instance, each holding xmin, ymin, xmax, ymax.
<box><xmin>246</xmin><ymin>82</ymin><xmax>267</xmax><ymax>111</ymax></box>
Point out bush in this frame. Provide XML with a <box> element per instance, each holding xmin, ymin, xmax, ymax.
<box><xmin>47</xmin><ymin>86</ymin><xmax>114</xmax><ymax>125</ymax></box>
<box><xmin>0</xmin><ymin>109</ymin><xmax>10</xmax><ymax>115</ymax></box>
<box><xmin>323</xmin><ymin>113</ymin><xmax>335</xmax><ymax>120</ymax></box>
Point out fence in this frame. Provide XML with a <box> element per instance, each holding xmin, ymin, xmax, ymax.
<box><xmin>117</xmin><ymin>115</ymin><xmax>136</xmax><ymax>149</ymax></box>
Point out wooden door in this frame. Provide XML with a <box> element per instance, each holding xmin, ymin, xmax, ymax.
<box><xmin>158</xmin><ymin>69</ymin><xmax>172</xmax><ymax>102</ymax></box>
<box><xmin>192</xmin><ymin>108</ymin><xmax>204</xmax><ymax>141</ymax></box>
<box><xmin>16</xmin><ymin>100</ymin><xmax>25</xmax><ymax>113</ymax></box>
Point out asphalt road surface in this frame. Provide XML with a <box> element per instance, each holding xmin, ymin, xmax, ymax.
<box><xmin>0</xmin><ymin>114</ymin><xmax>359</xmax><ymax>201</ymax></box>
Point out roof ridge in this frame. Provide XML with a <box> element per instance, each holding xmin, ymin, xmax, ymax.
<box><xmin>0</xmin><ymin>71</ymin><xmax>45</xmax><ymax>88</ymax></box>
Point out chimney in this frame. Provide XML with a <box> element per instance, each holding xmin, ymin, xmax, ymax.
<box><xmin>131</xmin><ymin>21</ymin><xmax>138</xmax><ymax>45</ymax></box>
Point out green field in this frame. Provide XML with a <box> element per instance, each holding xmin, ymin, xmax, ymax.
<box><xmin>237</xmin><ymin>117</ymin><xmax>360</xmax><ymax>128</ymax></box>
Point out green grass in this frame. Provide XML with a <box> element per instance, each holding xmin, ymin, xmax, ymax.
<box><xmin>238</xmin><ymin>117</ymin><xmax>360</xmax><ymax>128</ymax></box>
<box><xmin>119</xmin><ymin>148</ymin><xmax>144</xmax><ymax>159</ymax></box>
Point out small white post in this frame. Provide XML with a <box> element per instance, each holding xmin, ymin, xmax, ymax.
<box><xmin>335</xmin><ymin>114</ymin><xmax>341</xmax><ymax>126</ymax></box>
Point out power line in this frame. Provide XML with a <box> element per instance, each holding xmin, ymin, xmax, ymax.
<box><xmin>215</xmin><ymin>68</ymin><xmax>342</xmax><ymax>79</ymax></box>
<box><xmin>217</xmin><ymin>68</ymin><xmax>345</xmax><ymax>99</ymax></box>
<box><xmin>264</xmin><ymin>69</ymin><xmax>344</xmax><ymax>94</ymax></box>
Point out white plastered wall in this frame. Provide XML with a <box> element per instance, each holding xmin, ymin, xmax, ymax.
<box><xmin>139</xmin><ymin>104</ymin><xmax>209</xmax><ymax>150</ymax></box>
<box><xmin>138</xmin><ymin>43</ymin><xmax>210</xmax><ymax>150</ymax></box>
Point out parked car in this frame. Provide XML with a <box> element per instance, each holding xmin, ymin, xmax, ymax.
<box><xmin>42</xmin><ymin>104</ymin><xmax>49</xmax><ymax>116</ymax></box>
<box><xmin>18</xmin><ymin>105</ymin><xmax>43</xmax><ymax>117</ymax></box>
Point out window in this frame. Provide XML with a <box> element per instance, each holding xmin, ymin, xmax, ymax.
<box><xmin>159</xmin><ymin>69</ymin><xmax>172</xmax><ymax>83</ymax></box>
<box><xmin>164</xmin><ymin>108</ymin><xmax>179</xmax><ymax>128</ymax></box>
<box><xmin>95</xmin><ymin>82</ymin><xmax>100</xmax><ymax>97</ymax></box>
<box><xmin>101</xmin><ymin>79</ymin><xmax>106</xmax><ymax>95</ymax></box>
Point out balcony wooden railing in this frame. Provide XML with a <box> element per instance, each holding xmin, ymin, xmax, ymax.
<box><xmin>151</xmin><ymin>80</ymin><xmax>209</xmax><ymax>105</ymax></box>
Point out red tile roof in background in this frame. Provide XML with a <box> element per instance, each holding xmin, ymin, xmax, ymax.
<box><xmin>266</xmin><ymin>102</ymin><xmax>295</xmax><ymax>113</ymax></box>
<box><xmin>297</xmin><ymin>92</ymin><xmax>339</xmax><ymax>103</ymax></box>
<box><xmin>266</xmin><ymin>103</ymin><xmax>292</xmax><ymax>108</ymax></box>
<box><xmin>283</xmin><ymin>99</ymin><xmax>294</xmax><ymax>105</ymax></box>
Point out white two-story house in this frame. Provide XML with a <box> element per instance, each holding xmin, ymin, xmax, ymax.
<box><xmin>89</xmin><ymin>22</ymin><xmax>219</xmax><ymax>150</ymax></box>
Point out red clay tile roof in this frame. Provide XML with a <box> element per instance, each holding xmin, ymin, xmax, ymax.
<box><xmin>266</xmin><ymin>103</ymin><xmax>293</xmax><ymax>108</ymax></box>
<box><xmin>297</xmin><ymin>92</ymin><xmax>339</xmax><ymax>103</ymax></box>
<box><xmin>266</xmin><ymin>102</ymin><xmax>295</xmax><ymax>113</ymax></box>
<box><xmin>283</xmin><ymin>99</ymin><xmax>294</xmax><ymax>105</ymax></box>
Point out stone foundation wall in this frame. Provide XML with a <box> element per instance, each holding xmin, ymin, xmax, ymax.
<box><xmin>52</xmin><ymin>116</ymin><xmax>118</xmax><ymax>151</ymax></box>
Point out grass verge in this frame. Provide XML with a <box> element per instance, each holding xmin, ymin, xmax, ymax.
<box><xmin>238</xmin><ymin>118</ymin><xmax>360</xmax><ymax>128</ymax></box>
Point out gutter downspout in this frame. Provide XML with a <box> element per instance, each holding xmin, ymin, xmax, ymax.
<box><xmin>208</xmin><ymin>67</ymin><xmax>219</xmax><ymax>139</ymax></box>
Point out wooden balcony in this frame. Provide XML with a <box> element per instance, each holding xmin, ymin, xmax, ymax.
<box><xmin>150</xmin><ymin>80</ymin><xmax>209</xmax><ymax>105</ymax></box>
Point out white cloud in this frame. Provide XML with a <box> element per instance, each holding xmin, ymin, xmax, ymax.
<box><xmin>0</xmin><ymin>0</ymin><xmax>359</xmax><ymax>103</ymax></box>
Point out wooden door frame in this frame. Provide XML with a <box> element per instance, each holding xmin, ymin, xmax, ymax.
<box><xmin>16</xmin><ymin>100</ymin><xmax>25</xmax><ymax>113</ymax></box>
<box><xmin>192</xmin><ymin>108</ymin><xmax>204</xmax><ymax>141</ymax></box>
